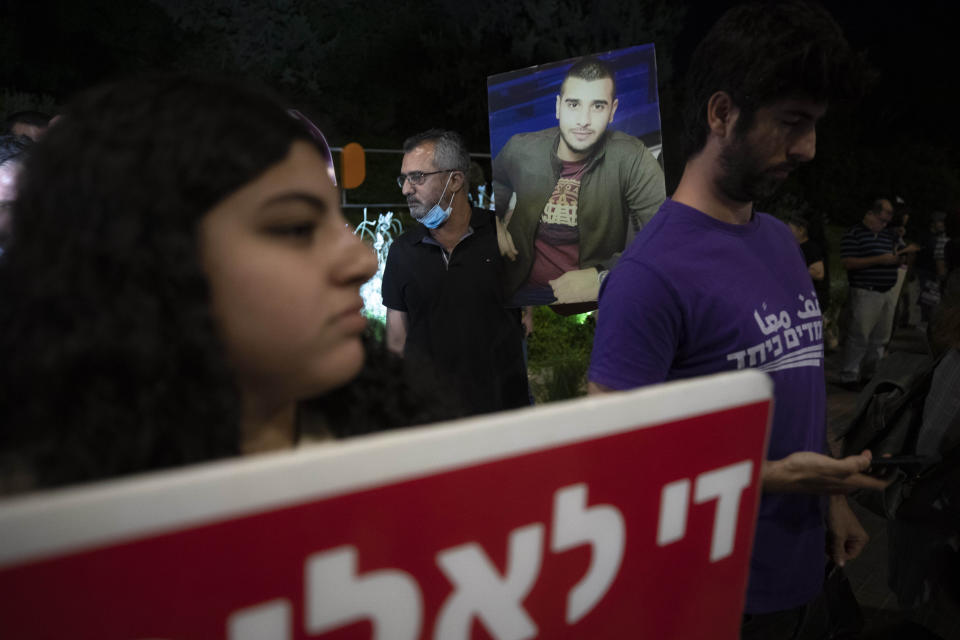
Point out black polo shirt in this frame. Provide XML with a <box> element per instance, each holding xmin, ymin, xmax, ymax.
<box><xmin>382</xmin><ymin>208</ymin><xmax>529</xmax><ymax>415</ymax></box>
<box><xmin>840</xmin><ymin>223</ymin><xmax>899</xmax><ymax>291</ymax></box>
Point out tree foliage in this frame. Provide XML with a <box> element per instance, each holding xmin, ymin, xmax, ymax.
<box><xmin>0</xmin><ymin>0</ymin><xmax>180</xmax><ymax>98</ymax></box>
<box><xmin>1</xmin><ymin>1</ymin><xmax>956</xmax><ymax>217</ymax></box>
<box><xmin>148</xmin><ymin>0</ymin><xmax>685</xmax><ymax>148</ymax></box>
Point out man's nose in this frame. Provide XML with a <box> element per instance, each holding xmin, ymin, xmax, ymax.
<box><xmin>789</xmin><ymin>127</ymin><xmax>817</xmax><ymax>163</ymax></box>
<box><xmin>334</xmin><ymin>225</ymin><xmax>378</xmax><ymax>285</ymax></box>
<box><xmin>576</xmin><ymin>108</ymin><xmax>590</xmax><ymax>127</ymax></box>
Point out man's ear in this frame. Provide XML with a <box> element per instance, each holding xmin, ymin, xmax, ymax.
<box><xmin>449</xmin><ymin>170</ymin><xmax>466</xmax><ymax>193</ymax></box>
<box><xmin>608</xmin><ymin>97</ymin><xmax>619</xmax><ymax>123</ymax></box>
<box><xmin>555</xmin><ymin>94</ymin><xmax>562</xmax><ymax>121</ymax></box>
<box><xmin>706</xmin><ymin>91</ymin><xmax>739</xmax><ymax>138</ymax></box>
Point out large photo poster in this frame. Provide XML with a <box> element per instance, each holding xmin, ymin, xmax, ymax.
<box><xmin>488</xmin><ymin>44</ymin><xmax>666</xmax><ymax>312</ymax></box>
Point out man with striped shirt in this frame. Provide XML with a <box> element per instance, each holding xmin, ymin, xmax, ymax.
<box><xmin>838</xmin><ymin>197</ymin><xmax>900</xmax><ymax>387</ymax></box>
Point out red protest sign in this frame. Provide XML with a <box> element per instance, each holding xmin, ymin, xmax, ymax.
<box><xmin>0</xmin><ymin>370</ymin><xmax>771</xmax><ymax>639</ymax></box>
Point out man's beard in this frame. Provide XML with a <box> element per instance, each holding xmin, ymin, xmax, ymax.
<box><xmin>559</xmin><ymin>128</ymin><xmax>602</xmax><ymax>158</ymax></box>
<box><xmin>716</xmin><ymin>137</ymin><xmax>793</xmax><ymax>203</ymax></box>
<box><xmin>407</xmin><ymin>197</ymin><xmax>428</xmax><ymax>219</ymax></box>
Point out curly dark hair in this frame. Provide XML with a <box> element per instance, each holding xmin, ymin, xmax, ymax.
<box><xmin>314</xmin><ymin>334</ymin><xmax>464</xmax><ymax>439</ymax></box>
<box><xmin>682</xmin><ymin>0</ymin><xmax>863</xmax><ymax>160</ymax></box>
<box><xmin>0</xmin><ymin>133</ymin><xmax>32</xmax><ymax>166</ymax></box>
<box><xmin>0</xmin><ymin>75</ymin><xmax>343</xmax><ymax>489</ymax></box>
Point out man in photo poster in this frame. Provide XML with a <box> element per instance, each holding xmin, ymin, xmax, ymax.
<box><xmin>492</xmin><ymin>56</ymin><xmax>666</xmax><ymax>313</ymax></box>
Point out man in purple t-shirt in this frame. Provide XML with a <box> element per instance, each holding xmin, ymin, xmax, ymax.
<box><xmin>588</xmin><ymin>2</ymin><xmax>889</xmax><ymax>637</ymax></box>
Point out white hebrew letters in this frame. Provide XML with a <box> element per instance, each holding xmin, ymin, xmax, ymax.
<box><xmin>693</xmin><ymin>461</ymin><xmax>753</xmax><ymax>562</ymax></box>
<box><xmin>550</xmin><ymin>484</ymin><xmax>626</xmax><ymax>624</ymax></box>
<box><xmin>305</xmin><ymin>546</ymin><xmax>422</xmax><ymax>640</ymax></box>
<box><xmin>656</xmin><ymin>462</ymin><xmax>753</xmax><ymax>563</ymax></box>
<box><xmin>656</xmin><ymin>479</ymin><xmax>690</xmax><ymax>546</ymax></box>
<box><xmin>434</xmin><ymin>523</ymin><xmax>544</xmax><ymax>640</ymax></box>
<box><xmin>228</xmin><ymin>599</ymin><xmax>291</xmax><ymax>640</ymax></box>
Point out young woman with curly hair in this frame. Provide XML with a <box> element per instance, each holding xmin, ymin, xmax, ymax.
<box><xmin>0</xmin><ymin>75</ymin><xmax>450</xmax><ymax>493</ymax></box>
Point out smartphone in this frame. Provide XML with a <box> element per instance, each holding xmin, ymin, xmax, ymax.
<box><xmin>866</xmin><ymin>454</ymin><xmax>935</xmax><ymax>475</ymax></box>
<box><xmin>869</xmin><ymin>455</ymin><xmax>933</xmax><ymax>467</ymax></box>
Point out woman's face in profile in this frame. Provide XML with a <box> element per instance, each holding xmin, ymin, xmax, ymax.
<box><xmin>200</xmin><ymin>140</ymin><xmax>377</xmax><ymax>409</ymax></box>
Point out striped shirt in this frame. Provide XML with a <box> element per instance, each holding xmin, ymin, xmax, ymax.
<box><xmin>840</xmin><ymin>223</ymin><xmax>899</xmax><ymax>291</ymax></box>
<box><xmin>935</xmin><ymin>233</ymin><xmax>949</xmax><ymax>262</ymax></box>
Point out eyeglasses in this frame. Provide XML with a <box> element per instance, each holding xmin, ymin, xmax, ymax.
<box><xmin>287</xmin><ymin>109</ymin><xmax>337</xmax><ymax>187</ymax></box>
<box><xmin>396</xmin><ymin>170</ymin><xmax>454</xmax><ymax>189</ymax></box>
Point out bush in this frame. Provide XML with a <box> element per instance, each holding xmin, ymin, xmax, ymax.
<box><xmin>527</xmin><ymin>307</ymin><xmax>595</xmax><ymax>403</ymax></box>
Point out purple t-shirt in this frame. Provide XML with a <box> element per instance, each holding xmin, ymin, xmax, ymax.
<box><xmin>589</xmin><ymin>199</ymin><xmax>827</xmax><ymax>614</ymax></box>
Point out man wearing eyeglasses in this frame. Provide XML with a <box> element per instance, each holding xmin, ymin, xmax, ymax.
<box><xmin>837</xmin><ymin>197</ymin><xmax>902</xmax><ymax>389</ymax></box>
<box><xmin>492</xmin><ymin>56</ymin><xmax>666</xmax><ymax>311</ymax></box>
<box><xmin>381</xmin><ymin>129</ymin><xmax>529</xmax><ymax>416</ymax></box>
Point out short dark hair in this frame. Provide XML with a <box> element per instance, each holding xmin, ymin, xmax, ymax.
<box><xmin>3</xmin><ymin>110</ymin><xmax>52</xmax><ymax>133</ymax></box>
<box><xmin>402</xmin><ymin>128</ymin><xmax>471</xmax><ymax>188</ymax></box>
<box><xmin>561</xmin><ymin>57</ymin><xmax>617</xmax><ymax>99</ymax></box>
<box><xmin>683</xmin><ymin>0</ymin><xmax>861</xmax><ymax>159</ymax></box>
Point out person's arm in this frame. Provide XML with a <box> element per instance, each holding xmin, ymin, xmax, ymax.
<box><xmin>494</xmin><ymin>193</ymin><xmax>519</xmax><ymax>261</ymax></box>
<box><xmin>491</xmin><ymin>141</ymin><xmax>520</xmax><ymax>260</ymax></box>
<box><xmin>840</xmin><ymin>229</ymin><xmax>898</xmax><ymax>271</ymax></box>
<box><xmin>841</xmin><ymin>253</ymin><xmax>899</xmax><ymax>270</ymax></box>
<box><xmin>761</xmin><ymin>449</ymin><xmax>890</xmax><ymax>493</ymax></box>
<box><xmin>826</xmin><ymin>494</ymin><xmax>869</xmax><ymax>567</ymax></box>
<box><xmin>808</xmin><ymin>260</ymin><xmax>825</xmax><ymax>280</ymax></box>
<box><xmin>380</xmin><ymin>242</ymin><xmax>408</xmax><ymax>356</ymax></box>
<box><xmin>491</xmin><ymin>139</ymin><xmax>516</xmax><ymax>222</ymax></box>
<box><xmin>587</xmin><ymin>262</ymin><xmax>677</xmax><ymax>392</ymax></box>
<box><xmin>385</xmin><ymin>309</ymin><xmax>409</xmax><ymax>356</ymax></box>
<box><xmin>587</xmin><ymin>380</ymin><xmax>614</xmax><ymax>394</ymax></box>
<box><xmin>623</xmin><ymin>143</ymin><xmax>667</xmax><ymax>230</ymax></box>
<box><xmin>549</xmin><ymin>267</ymin><xmax>604</xmax><ymax>304</ymax></box>
<box><xmin>608</xmin><ymin>143</ymin><xmax>667</xmax><ymax>272</ymax></box>
<box><xmin>898</xmin><ymin>242</ymin><xmax>922</xmax><ymax>255</ymax></box>
<box><xmin>520</xmin><ymin>306</ymin><xmax>534</xmax><ymax>337</ymax></box>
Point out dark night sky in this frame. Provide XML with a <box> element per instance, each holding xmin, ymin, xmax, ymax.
<box><xmin>3</xmin><ymin>1</ymin><xmax>954</xmax><ymax>128</ymax></box>
<box><xmin>2</xmin><ymin>1</ymin><xmax>953</xmax><ymax>135</ymax></box>
<box><xmin>678</xmin><ymin>0</ymin><xmax>955</xmax><ymax>131</ymax></box>
<box><xmin>2</xmin><ymin>0</ymin><xmax>957</xmax><ymax>216</ymax></box>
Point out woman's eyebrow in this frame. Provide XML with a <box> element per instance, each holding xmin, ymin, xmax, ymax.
<box><xmin>260</xmin><ymin>192</ymin><xmax>328</xmax><ymax>213</ymax></box>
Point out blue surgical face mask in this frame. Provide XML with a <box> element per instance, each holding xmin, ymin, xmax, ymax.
<box><xmin>419</xmin><ymin>173</ymin><xmax>454</xmax><ymax>229</ymax></box>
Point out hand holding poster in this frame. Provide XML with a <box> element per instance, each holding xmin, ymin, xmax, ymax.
<box><xmin>488</xmin><ymin>45</ymin><xmax>667</xmax><ymax>312</ymax></box>
<box><xmin>0</xmin><ymin>370</ymin><xmax>771</xmax><ymax>639</ymax></box>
